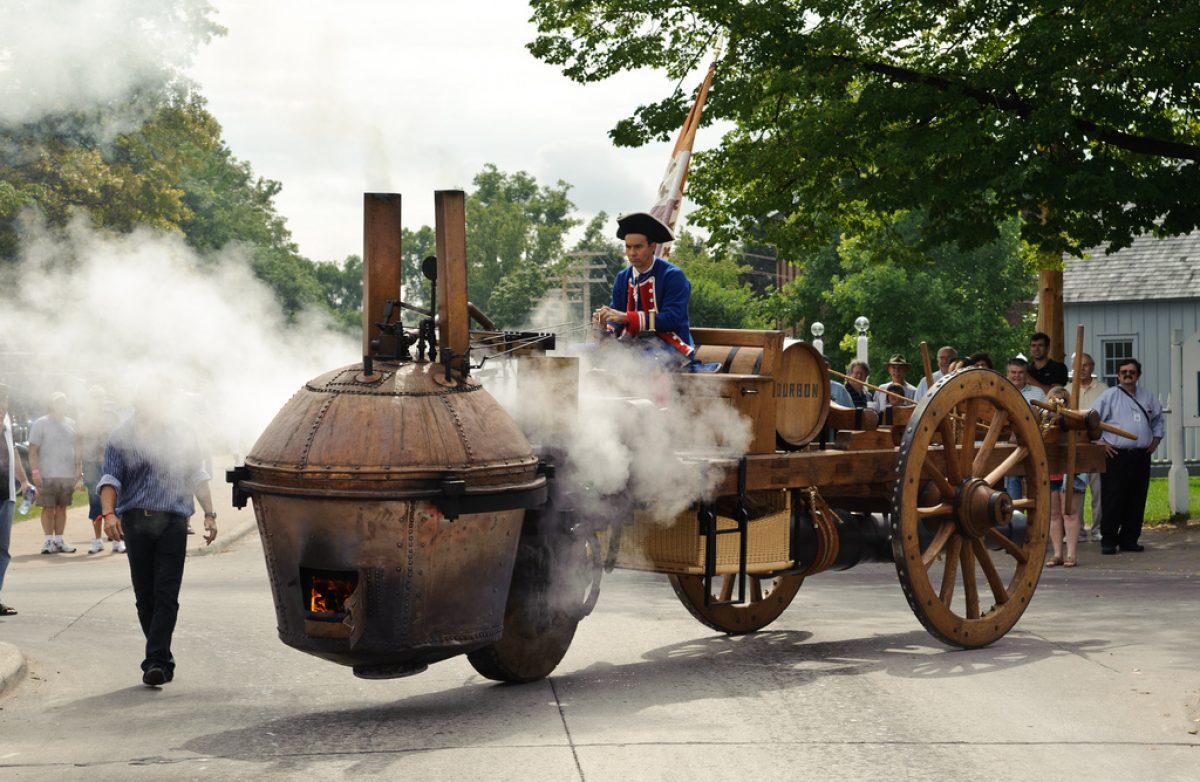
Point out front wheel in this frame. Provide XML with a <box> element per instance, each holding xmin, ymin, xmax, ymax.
<box><xmin>468</xmin><ymin>530</ymin><xmax>598</xmax><ymax>683</ymax></box>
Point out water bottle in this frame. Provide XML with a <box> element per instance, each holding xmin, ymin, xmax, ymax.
<box><xmin>17</xmin><ymin>487</ymin><xmax>35</xmax><ymax>515</ymax></box>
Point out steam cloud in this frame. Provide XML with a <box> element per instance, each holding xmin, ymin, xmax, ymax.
<box><xmin>0</xmin><ymin>0</ymin><xmax>216</xmax><ymax>138</ymax></box>
<box><xmin>489</xmin><ymin>332</ymin><xmax>753</xmax><ymax>523</ymax></box>
<box><xmin>0</xmin><ymin>214</ymin><xmax>355</xmax><ymax>454</ymax></box>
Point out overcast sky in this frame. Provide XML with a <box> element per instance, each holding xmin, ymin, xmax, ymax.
<box><xmin>188</xmin><ymin>0</ymin><xmax>714</xmax><ymax>262</ymax></box>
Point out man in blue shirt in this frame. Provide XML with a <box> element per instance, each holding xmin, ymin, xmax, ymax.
<box><xmin>592</xmin><ymin>212</ymin><xmax>695</xmax><ymax>365</ymax></box>
<box><xmin>98</xmin><ymin>398</ymin><xmax>218</xmax><ymax>686</ymax></box>
<box><xmin>1090</xmin><ymin>358</ymin><xmax>1164</xmax><ymax>554</ymax></box>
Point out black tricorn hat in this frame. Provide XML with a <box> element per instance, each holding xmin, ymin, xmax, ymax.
<box><xmin>616</xmin><ymin>211</ymin><xmax>674</xmax><ymax>244</ymax></box>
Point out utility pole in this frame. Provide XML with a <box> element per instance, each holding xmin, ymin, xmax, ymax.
<box><xmin>563</xmin><ymin>251</ymin><xmax>610</xmax><ymax>323</ymax></box>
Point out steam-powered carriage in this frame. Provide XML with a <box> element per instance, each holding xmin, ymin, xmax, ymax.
<box><xmin>228</xmin><ymin>192</ymin><xmax>1113</xmax><ymax>683</ymax></box>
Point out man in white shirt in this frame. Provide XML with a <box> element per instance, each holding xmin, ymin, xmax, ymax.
<box><xmin>915</xmin><ymin>345</ymin><xmax>957</xmax><ymax>399</ymax></box>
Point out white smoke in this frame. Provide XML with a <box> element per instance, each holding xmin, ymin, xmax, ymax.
<box><xmin>0</xmin><ymin>213</ymin><xmax>355</xmax><ymax>453</ymax></box>
<box><xmin>490</xmin><ymin>340</ymin><xmax>752</xmax><ymax>522</ymax></box>
<box><xmin>0</xmin><ymin>0</ymin><xmax>219</xmax><ymax>136</ymax></box>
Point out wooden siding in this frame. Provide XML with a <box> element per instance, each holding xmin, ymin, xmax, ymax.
<box><xmin>1064</xmin><ymin>300</ymin><xmax>1200</xmax><ymax>464</ymax></box>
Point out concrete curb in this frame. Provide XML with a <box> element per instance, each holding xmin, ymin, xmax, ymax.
<box><xmin>0</xmin><ymin>641</ymin><xmax>27</xmax><ymax>700</ymax></box>
<box><xmin>188</xmin><ymin>513</ymin><xmax>258</xmax><ymax>557</ymax></box>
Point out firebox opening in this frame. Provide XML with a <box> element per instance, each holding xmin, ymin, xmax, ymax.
<box><xmin>301</xmin><ymin>567</ymin><xmax>358</xmax><ymax>621</ymax></box>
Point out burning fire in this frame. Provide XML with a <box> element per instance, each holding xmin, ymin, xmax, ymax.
<box><xmin>309</xmin><ymin>574</ymin><xmax>356</xmax><ymax>614</ymax></box>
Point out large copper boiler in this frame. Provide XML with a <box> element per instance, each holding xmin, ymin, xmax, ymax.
<box><xmin>229</xmin><ymin>193</ymin><xmax>563</xmax><ymax>679</ymax></box>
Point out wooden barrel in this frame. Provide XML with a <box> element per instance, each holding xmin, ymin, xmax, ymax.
<box><xmin>694</xmin><ymin>344</ymin><xmax>768</xmax><ymax>375</ymax></box>
<box><xmin>774</xmin><ymin>341</ymin><xmax>830</xmax><ymax>447</ymax></box>
<box><xmin>693</xmin><ymin>341</ymin><xmax>830</xmax><ymax>448</ymax></box>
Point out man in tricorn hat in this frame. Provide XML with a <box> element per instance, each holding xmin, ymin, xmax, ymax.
<box><xmin>592</xmin><ymin>211</ymin><xmax>695</xmax><ymax>363</ymax></box>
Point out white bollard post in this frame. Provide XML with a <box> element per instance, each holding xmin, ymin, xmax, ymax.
<box><xmin>855</xmin><ymin>316</ymin><xmax>870</xmax><ymax>366</ymax></box>
<box><xmin>1168</xmin><ymin>329</ymin><xmax>1189</xmax><ymax>517</ymax></box>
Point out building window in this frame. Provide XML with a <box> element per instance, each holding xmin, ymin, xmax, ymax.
<box><xmin>1100</xmin><ymin>336</ymin><xmax>1138</xmax><ymax>386</ymax></box>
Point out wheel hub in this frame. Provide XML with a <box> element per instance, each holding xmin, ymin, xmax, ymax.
<box><xmin>954</xmin><ymin>478</ymin><xmax>1013</xmax><ymax>539</ymax></box>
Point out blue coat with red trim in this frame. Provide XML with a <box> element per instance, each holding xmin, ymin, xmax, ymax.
<box><xmin>608</xmin><ymin>257</ymin><xmax>695</xmax><ymax>356</ymax></box>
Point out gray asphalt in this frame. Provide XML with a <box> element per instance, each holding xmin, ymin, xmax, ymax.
<box><xmin>0</xmin><ymin>521</ymin><xmax>1198</xmax><ymax>781</ymax></box>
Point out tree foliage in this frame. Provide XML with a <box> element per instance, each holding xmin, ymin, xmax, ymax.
<box><xmin>670</xmin><ymin>233</ymin><xmax>770</xmax><ymax>330</ymax></box>
<box><xmin>1</xmin><ymin>95</ymin><xmax>330</xmax><ymax>319</ymax></box>
<box><xmin>528</xmin><ymin>1</ymin><xmax>1200</xmax><ymax>259</ymax></box>
<box><xmin>764</xmin><ymin>212</ymin><xmax>1034</xmax><ymax>383</ymax></box>
<box><xmin>465</xmin><ymin>164</ymin><xmax>579</xmax><ymax>326</ymax></box>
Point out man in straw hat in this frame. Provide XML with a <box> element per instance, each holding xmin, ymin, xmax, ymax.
<box><xmin>873</xmin><ymin>354</ymin><xmax>917</xmax><ymax>412</ymax></box>
<box><xmin>592</xmin><ymin>211</ymin><xmax>695</xmax><ymax>365</ymax></box>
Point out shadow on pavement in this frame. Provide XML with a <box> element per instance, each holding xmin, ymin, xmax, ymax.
<box><xmin>176</xmin><ymin>626</ymin><xmax>1115</xmax><ymax>775</ymax></box>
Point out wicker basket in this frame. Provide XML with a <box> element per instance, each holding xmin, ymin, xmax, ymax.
<box><xmin>600</xmin><ymin>506</ymin><xmax>794</xmax><ymax>576</ymax></box>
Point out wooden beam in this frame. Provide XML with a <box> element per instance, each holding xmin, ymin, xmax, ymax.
<box><xmin>434</xmin><ymin>190</ymin><xmax>470</xmax><ymax>370</ymax></box>
<box><xmin>362</xmin><ymin>193</ymin><xmax>403</xmax><ymax>359</ymax></box>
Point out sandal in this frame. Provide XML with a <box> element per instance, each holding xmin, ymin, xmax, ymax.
<box><xmin>1045</xmin><ymin>556</ymin><xmax>1063</xmax><ymax>567</ymax></box>
<box><xmin>0</xmin><ymin>603</ymin><xmax>17</xmax><ymax>616</ymax></box>
<box><xmin>1063</xmin><ymin>557</ymin><xmax>1077</xmax><ymax>568</ymax></box>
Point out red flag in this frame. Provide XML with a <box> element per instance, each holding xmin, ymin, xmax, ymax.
<box><xmin>649</xmin><ymin>57</ymin><xmax>717</xmax><ymax>256</ymax></box>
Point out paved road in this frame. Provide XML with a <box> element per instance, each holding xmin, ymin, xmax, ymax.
<box><xmin>1</xmin><ymin>520</ymin><xmax>1198</xmax><ymax>781</ymax></box>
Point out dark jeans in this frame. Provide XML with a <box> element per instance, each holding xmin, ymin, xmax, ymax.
<box><xmin>1099</xmin><ymin>449</ymin><xmax>1151</xmax><ymax>549</ymax></box>
<box><xmin>123</xmin><ymin>509</ymin><xmax>188</xmax><ymax>673</ymax></box>
<box><xmin>83</xmin><ymin>461</ymin><xmax>103</xmax><ymax>520</ymax></box>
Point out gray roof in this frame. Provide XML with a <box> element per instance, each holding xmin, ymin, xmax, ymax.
<box><xmin>1063</xmin><ymin>231</ymin><xmax>1200</xmax><ymax>304</ymax></box>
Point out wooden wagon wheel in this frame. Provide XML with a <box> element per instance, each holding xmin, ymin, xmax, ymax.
<box><xmin>668</xmin><ymin>572</ymin><xmax>804</xmax><ymax>635</ymax></box>
<box><xmin>891</xmin><ymin>367</ymin><xmax>1049</xmax><ymax>648</ymax></box>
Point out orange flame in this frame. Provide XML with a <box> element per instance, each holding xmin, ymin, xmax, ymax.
<box><xmin>309</xmin><ymin>576</ymin><xmax>355</xmax><ymax>614</ymax></box>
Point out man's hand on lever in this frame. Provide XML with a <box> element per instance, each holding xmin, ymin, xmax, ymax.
<box><xmin>593</xmin><ymin>306</ymin><xmax>628</xmax><ymax>326</ymax></box>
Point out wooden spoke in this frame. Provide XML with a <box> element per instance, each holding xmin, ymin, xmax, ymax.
<box><xmin>749</xmin><ymin>576</ymin><xmax>764</xmax><ymax>603</ymax></box>
<box><xmin>971</xmin><ymin>408</ymin><xmax>1009</xmax><ymax>476</ymax></box>
<box><xmin>983</xmin><ymin>446</ymin><xmax>1028</xmax><ymax>487</ymax></box>
<box><xmin>937</xmin><ymin>416</ymin><xmax>963</xmax><ymax>485</ymax></box>
<box><xmin>921</xmin><ymin>458</ymin><xmax>957</xmax><ymax>500</ymax></box>
<box><xmin>986</xmin><ymin>528</ymin><xmax>1028</xmax><ymax>564</ymax></box>
<box><xmin>1012</xmin><ymin>498</ymin><xmax>1036</xmax><ymax>510</ymax></box>
<box><xmin>961</xmin><ymin>542</ymin><xmax>980</xmax><ymax>619</ymax></box>
<box><xmin>922</xmin><ymin>521</ymin><xmax>956</xmax><ymax>568</ymax></box>
<box><xmin>959</xmin><ymin>399</ymin><xmax>980</xmax><ymax>477</ymax></box>
<box><xmin>917</xmin><ymin>502</ymin><xmax>953</xmax><ymax>518</ymax></box>
<box><xmin>971</xmin><ymin>538</ymin><xmax>1009</xmax><ymax>606</ymax></box>
<box><xmin>719</xmin><ymin>574</ymin><xmax>735</xmax><ymax>602</ymax></box>
<box><xmin>939</xmin><ymin>535</ymin><xmax>962</xmax><ymax>606</ymax></box>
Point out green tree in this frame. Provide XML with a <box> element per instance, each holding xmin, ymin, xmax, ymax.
<box><xmin>466</xmin><ymin>164</ymin><xmax>579</xmax><ymax>324</ymax></box>
<box><xmin>1</xmin><ymin>95</ymin><xmax>329</xmax><ymax>320</ymax></box>
<box><xmin>528</xmin><ymin>1</ymin><xmax>1200</xmax><ymax>259</ymax></box>
<box><xmin>314</xmin><ymin>254</ymin><xmax>363</xmax><ymax>330</ymax></box>
<box><xmin>765</xmin><ymin>212</ymin><xmax>1034</xmax><ymax>383</ymax></box>
<box><xmin>400</xmin><ymin>225</ymin><xmax>436</xmax><ymax>309</ymax></box>
<box><xmin>670</xmin><ymin>233</ymin><xmax>769</xmax><ymax>329</ymax></box>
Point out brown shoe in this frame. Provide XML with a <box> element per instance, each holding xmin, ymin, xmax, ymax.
<box><xmin>1063</xmin><ymin>557</ymin><xmax>1077</xmax><ymax>568</ymax></box>
<box><xmin>1045</xmin><ymin>556</ymin><xmax>1063</xmax><ymax>567</ymax></box>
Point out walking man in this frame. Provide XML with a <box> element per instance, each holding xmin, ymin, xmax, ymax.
<box><xmin>98</xmin><ymin>392</ymin><xmax>218</xmax><ymax>686</ymax></box>
<box><xmin>1091</xmin><ymin>358</ymin><xmax>1163</xmax><ymax>555</ymax></box>
<box><xmin>28</xmin><ymin>391</ymin><xmax>82</xmax><ymax>553</ymax></box>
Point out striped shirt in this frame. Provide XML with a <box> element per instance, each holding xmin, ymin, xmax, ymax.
<box><xmin>97</xmin><ymin>415</ymin><xmax>210</xmax><ymax>517</ymax></box>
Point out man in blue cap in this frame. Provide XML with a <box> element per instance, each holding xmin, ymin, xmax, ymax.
<box><xmin>592</xmin><ymin>211</ymin><xmax>695</xmax><ymax>365</ymax></box>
